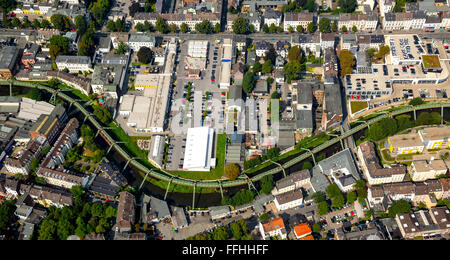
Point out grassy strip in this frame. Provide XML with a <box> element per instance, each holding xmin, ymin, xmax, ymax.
<box><xmin>137</xmin><ymin>171</ymin><xmax>216</xmax><ymax>194</ymax></box>
<box><xmin>350</xmin><ymin>101</ymin><xmax>368</xmax><ymax>114</ymax></box>
<box><xmin>107</xmin><ymin>122</ymin><xmax>149</xmax><ymax>164</ymax></box>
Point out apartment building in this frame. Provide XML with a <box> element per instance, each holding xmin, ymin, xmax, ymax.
<box><xmin>293</xmin><ymin>223</ymin><xmax>313</xmax><ymax>240</ymax></box>
<box><xmin>133</xmin><ymin>12</ymin><xmax>221</xmax><ymax>32</ymax></box>
<box><xmin>4</xmin><ymin>136</ymin><xmax>47</xmax><ymax>175</ymax></box>
<box><xmin>227</xmin><ymin>13</ymin><xmax>262</xmax><ymax>32</ymax></box>
<box><xmin>272</xmin><ymin>170</ymin><xmax>311</xmax><ymax>195</ymax></box>
<box><xmin>0</xmin><ymin>46</ymin><xmax>20</xmax><ymax>80</ymax></box>
<box><xmin>55</xmin><ymin>55</ymin><xmax>92</xmax><ymax>74</ymax></box>
<box><xmin>383</xmin><ymin>11</ymin><xmax>427</xmax><ymax>31</ymax></box>
<box><xmin>283</xmin><ymin>12</ymin><xmax>315</xmax><ymax>32</ymax></box>
<box><xmin>410</xmin><ymin>159</ymin><xmax>448</xmax><ymax>182</ymax></box>
<box><xmin>29</xmin><ymin>105</ymin><xmax>67</xmax><ymax>146</ymax></box>
<box><xmin>91</xmin><ymin>64</ymin><xmax>125</xmax><ymax>99</ymax></box>
<box><xmin>357</xmin><ymin>141</ymin><xmax>407</xmax><ymax>185</ymax></box>
<box><xmin>116</xmin><ymin>191</ymin><xmax>136</xmax><ymax>233</ymax></box>
<box><xmin>274</xmin><ymin>189</ymin><xmax>304</xmax><ymax>211</ymax></box>
<box><xmin>259</xmin><ymin>217</ymin><xmax>287</xmax><ymax>240</ymax></box>
<box><xmin>128</xmin><ymin>34</ymin><xmax>156</xmax><ymax>52</ymax></box>
<box><xmin>396</xmin><ymin>207</ymin><xmax>450</xmax><ymax>239</ymax></box>
<box><xmin>338</xmin><ymin>13</ymin><xmax>378</xmax><ymax>32</ymax></box>
<box><xmin>19</xmin><ymin>183</ymin><xmax>73</xmax><ymax>208</ymax></box>
<box><xmin>264</xmin><ymin>9</ymin><xmax>282</xmax><ymax>27</ymax></box>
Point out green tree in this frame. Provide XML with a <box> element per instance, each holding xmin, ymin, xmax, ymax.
<box><xmin>0</xmin><ymin>0</ymin><xmax>17</xmax><ymax>20</ymax></box>
<box><xmin>242</xmin><ymin>71</ymin><xmax>256</xmax><ymax>93</ymax></box>
<box><xmin>302</xmin><ymin>161</ymin><xmax>313</xmax><ymax>170</ymax></box>
<box><xmin>106</xmin><ymin>20</ymin><xmax>116</xmax><ymax>31</ymax></box>
<box><xmin>338</xmin><ymin>0</ymin><xmax>358</xmax><ymax>13</ymax></box>
<box><xmin>262</xmin><ymin>24</ymin><xmax>270</xmax><ymax>34</ymax></box>
<box><xmin>331</xmin><ymin>20</ymin><xmax>338</xmax><ymax>32</ymax></box>
<box><xmin>253</xmin><ymin>60</ymin><xmax>262</xmax><ymax>73</ymax></box>
<box><xmin>352</xmin><ymin>25</ymin><xmax>357</xmax><ymax>32</ymax></box>
<box><xmin>388</xmin><ymin>200</ymin><xmax>411</xmax><ymax>218</ymax></box>
<box><xmin>312</xmin><ymin>223</ymin><xmax>321</xmax><ymax>233</ymax></box>
<box><xmin>155</xmin><ymin>18</ymin><xmax>169</xmax><ymax>33</ymax></box>
<box><xmin>307</xmin><ymin>22</ymin><xmax>315</xmax><ymax>33</ymax></box>
<box><xmin>288</xmin><ymin>26</ymin><xmax>294</xmax><ymax>33</ymax></box>
<box><xmin>339</xmin><ymin>49</ymin><xmax>355</xmax><ymax>77</ymax></box>
<box><xmin>260</xmin><ymin>175</ymin><xmax>274</xmax><ymax>194</ymax></box>
<box><xmin>195</xmin><ymin>20</ymin><xmax>212</xmax><ymax>34</ymax></box>
<box><xmin>129</xmin><ymin>2</ymin><xmax>141</xmax><ymax>16</ymax></box>
<box><xmin>11</xmin><ymin>17</ymin><xmax>21</xmax><ymax>28</ymax></box>
<box><xmin>32</xmin><ymin>19</ymin><xmax>41</xmax><ymax>28</ymax></box>
<box><xmin>346</xmin><ymin>191</ymin><xmax>357</xmax><ymax>204</ymax></box>
<box><xmin>40</xmin><ymin>19</ymin><xmax>51</xmax><ymax>28</ymax></box>
<box><xmin>213</xmin><ymin>226</ymin><xmax>229</xmax><ymax>240</ymax></box>
<box><xmin>312</xmin><ymin>192</ymin><xmax>326</xmax><ymax>203</ymax></box>
<box><xmin>51</xmin><ymin>14</ymin><xmax>71</xmax><ymax>31</ymax></box>
<box><xmin>262</xmin><ymin>59</ymin><xmax>273</xmax><ymax>74</ymax></box>
<box><xmin>115</xmin><ymin>42</ymin><xmax>129</xmax><ymax>55</ymax></box>
<box><xmin>169</xmin><ymin>23</ymin><xmax>178</xmax><ymax>33</ymax></box>
<box><xmin>230</xmin><ymin>222</ymin><xmax>243</xmax><ymax>240</ymax></box>
<box><xmin>283</xmin><ymin>61</ymin><xmax>302</xmax><ymax>83</ymax></box>
<box><xmin>296</xmin><ymin>25</ymin><xmax>304</xmax><ymax>33</ymax></box>
<box><xmin>137</xmin><ymin>46</ymin><xmax>153</xmax><ymax>64</ymax></box>
<box><xmin>341</xmin><ymin>25</ymin><xmax>347</xmax><ymax>32</ymax></box>
<box><xmin>409</xmin><ymin>97</ymin><xmax>424</xmax><ymax>106</ymax></box>
<box><xmin>317</xmin><ymin>201</ymin><xmax>330</xmax><ymax>215</ymax></box>
<box><xmin>135</xmin><ymin>22</ymin><xmax>144</xmax><ymax>32</ymax></box>
<box><xmin>214</xmin><ymin>23</ymin><xmax>221</xmax><ymax>33</ymax></box>
<box><xmin>180</xmin><ymin>22</ymin><xmax>189</xmax><ymax>33</ymax></box>
<box><xmin>74</xmin><ymin>15</ymin><xmax>87</xmax><ymax>34</ymax></box>
<box><xmin>232</xmin><ymin>17</ymin><xmax>250</xmax><ymax>34</ymax></box>
<box><xmin>27</xmin><ymin>88</ymin><xmax>43</xmax><ymax>101</ymax></box>
<box><xmin>318</xmin><ymin>17</ymin><xmax>330</xmax><ymax>33</ymax></box>
<box><xmin>224</xmin><ymin>164</ymin><xmax>240</xmax><ymax>180</ymax></box>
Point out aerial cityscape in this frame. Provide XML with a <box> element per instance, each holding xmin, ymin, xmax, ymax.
<box><xmin>0</xmin><ymin>0</ymin><xmax>449</xmax><ymax>242</ymax></box>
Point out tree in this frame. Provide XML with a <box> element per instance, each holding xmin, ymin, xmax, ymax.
<box><xmin>11</xmin><ymin>17</ymin><xmax>21</xmax><ymax>28</ymax></box>
<box><xmin>288</xmin><ymin>26</ymin><xmax>294</xmax><ymax>33</ymax></box>
<box><xmin>242</xmin><ymin>71</ymin><xmax>256</xmax><ymax>93</ymax></box>
<box><xmin>137</xmin><ymin>47</ymin><xmax>153</xmax><ymax>64</ymax></box>
<box><xmin>283</xmin><ymin>61</ymin><xmax>302</xmax><ymax>83</ymax></box>
<box><xmin>230</xmin><ymin>222</ymin><xmax>243</xmax><ymax>240</ymax></box>
<box><xmin>318</xmin><ymin>201</ymin><xmax>330</xmax><ymax>215</ymax></box>
<box><xmin>296</xmin><ymin>25</ymin><xmax>304</xmax><ymax>33</ymax></box>
<box><xmin>180</xmin><ymin>22</ymin><xmax>189</xmax><ymax>33</ymax></box>
<box><xmin>71</xmin><ymin>185</ymin><xmax>85</xmax><ymax>198</ymax></box>
<box><xmin>155</xmin><ymin>18</ymin><xmax>169</xmax><ymax>33</ymax></box>
<box><xmin>129</xmin><ymin>2</ymin><xmax>141</xmax><ymax>17</ymax></box>
<box><xmin>312</xmin><ymin>223</ymin><xmax>321</xmax><ymax>233</ymax></box>
<box><xmin>318</xmin><ymin>17</ymin><xmax>330</xmax><ymax>33</ymax></box>
<box><xmin>143</xmin><ymin>21</ymin><xmax>153</xmax><ymax>32</ymax></box>
<box><xmin>331</xmin><ymin>20</ymin><xmax>338</xmax><ymax>32</ymax></box>
<box><xmin>27</xmin><ymin>88</ymin><xmax>43</xmax><ymax>101</ymax></box>
<box><xmin>106</xmin><ymin>20</ymin><xmax>116</xmax><ymax>31</ymax></box>
<box><xmin>49</xmin><ymin>35</ymin><xmax>70</xmax><ymax>60</ymax></box>
<box><xmin>195</xmin><ymin>20</ymin><xmax>212</xmax><ymax>34</ymax></box>
<box><xmin>388</xmin><ymin>200</ymin><xmax>411</xmax><ymax>218</ymax></box>
<box><xmin>232</xmin><ymin>17</ymin><xmax>250</xmax><ymax>34</ymax></box>
<box><xmin>135</xmin><ymin>22</ymin><xmax>144</xmax><ymax>32</ymax></box>
<box><xmin>352</xmin><ymin>25</ymin><xmax>357</xmax><ymax>32</ymax></box>
<box><xmin>115</xmin><ymin>42</ymin><xmax>129</xmax><ymax>55</ymax></box>
<box><xmin>74</xmin><ymin>15</ymin><xmax>87</xmax><ymax>34</ymax></box>
<box><xmin>40</xmin><ymin>19</ymin><xmax>51</xmax><ymax>28</ymax></box>
<box><xmin>288</xmin><ymin>46</ymin><xmax>301</xmax><ymax>62</ymax></box>
<box><xmin>338</xmin><ymin>0</ymin><xmax>358</xmax><ymax>13</ymax></box>
<box><xmin>269</xmin><ymin>23</ymin><xmax>277</xmax><ymax>34</ymax></box>
<box><xmin>396</xmin><ymin>114</ymin><xmax>414</xmax><ymax>132</ymax></box>
<box><xmin>312</xmin><ymin>192</ymin><xmax>326</xmax><ymax>203</ymax></box>
<box><xmin>262</xmin><ymin>24</ymin><xmax>270</xmax><ymax>34</ymax></box>
<box><xmin>346</xmin><ymin>191</ymin><xmax>357</xmax><ymax>204</ymax></box>
<box><xmin>115</xmin><ymin>19</ymin><xmax>126</xmax><ymax>32</ymax></box>
<box><xmin>339</xmin><ymin>49</ymin><xmax>355</xmax><ymax>77</ymax></box>
<box><xmin>214</xmin><ymin>23</ymin><xmax>221</xmax><ymax>33</ymax></box>
<box><xmin>307</xmin><ymin>22</ymin><xmax>315</xmax><ymax>33</ymax></box>
<box><xmin>224</xmin><ymin>164</ymin><xmax>240</xmax><ymax>180</ymax></box>
<box><xmin>260</xmin><ymin>175</ymin><xmax>274</xmax><ymax>194</ymax></box>
<box><xmin>213</xmin><ymin>226</ymin><xmax>229</xmax><ymax>240</ymax></box>
<box><xmin>409</xmin><ymin>97</ymin><xmax>424</xmax><ymax>106</ymax></box>
<box><xmin>32</xmin><ymin>19</ymin><xmax>41</xmax><ymax>28</ymax></box>
<box><xmin>341</xmin><ymin>25</ymin><xmax>347</xmax><ymax>32</ymax></box>
<box><xmin>305</xmin><ymin>0</ymin><xmax>316</xmax><ymax>12</ymax></box>
<box><xmin>51</xmin><ymin>14</ymin><xmax>71</xmax><ymax>31</ymax></box>
<box><xmin>0</xmin><ymin>0</ymin><xmax>17</xmax><ymax>20</ymax></box>
<box><xmin>253</xmin><ymin>60</ymin><xmax>262</xmax><ymax>73</ymax></box>
<box><xmin>302</xmin><ymin>161</ymin><xmax>313</xmax><ymax>170</ymax></box>
<box><xmin>169</xmin><ymin>23</ymin><xmax>178</xmax><ymax>33</ymax></box>
<box><xmin>262</xmin><ymin>59</ymin><xmax>273</xmax><ymax>74</ymax></box>
<box><xmin>267</xmin><ymin>77</ymin><xmax>274</xmax><ymax>86</ymax></box>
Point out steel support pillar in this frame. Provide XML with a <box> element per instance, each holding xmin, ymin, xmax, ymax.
<box><xmin>164</xmin><ymin>177</ymin><xmax>174</xmax><ymax>200</ymax></box>
<box><xmin>9</xmin><ymin>81</ymin><xmax>12</xmax><ymax>96</ymax></box>
<box><xmin>139</xmin><ymin>171</ymin><xmax>151</xmax><ymax>190</ymax></box>
<box><xmin>122</xmin><ymin>159</ymin><xmax>132</xmax><ymax>173</ymax></box>
<box><xmin>218</xmin><ymin>181</ymin><xmax>223</xmax><ymax>198</ymax></box>
<box><xmin>311</xmin><ymin>152</ymin><xmax>316</xmax><ymax>166</ymax></box>
<box><xmin>339</xmin><ymin>138</ymin><xmax>344</xmax><ymax>150</ymax></box>
<box><xmin>83</xmin><ymin>114</ymin><xmax>89</xmax><ymax>123</ymax></box>
<box><xmin>95</xmin><ymin>129</ymin><xmax>101</xmax><ymax>138</ymax></box>
<box><xmin>106</xmin><ymin>144</ymin><xmax>114</xmax><ymax>155</ymax></box>
<box><xmin>413</xmin><ymin>107</ymin><xmax>417</xmax><ymax>121</ymax></box>
<box><xmin>441</xmin><ymin>105</ymin><xmax>444</xmax><ymax>125</ymax></box>
<box><xmin>192</xmin><ymin>182</ymin><xmax>196</xmax><ymax>209</ymax></box>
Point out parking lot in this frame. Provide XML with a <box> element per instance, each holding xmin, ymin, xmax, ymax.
<box><xmin>318</xmin><ymin>204</ymin><xmax>359</xmax><ymax>231</ymax></box>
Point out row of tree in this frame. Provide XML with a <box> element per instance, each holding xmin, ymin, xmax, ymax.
<box><xmin>186</xmin><ymin>219</ymin><xmax>252</xmax><ymax>240</ymax></box>
<box><xmin>243</xmin><ymin>147</ymin><xmax>280</xmax><ymax>170</ymax></box>
<box><xmin>367</xmin><ymin>112</ymin><xmax>443</xmax><ymax>141</ymax></box>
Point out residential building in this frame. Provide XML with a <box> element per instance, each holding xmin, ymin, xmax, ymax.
<box><xmin>357</xmin><ymin>141</ymin><xmax>407</xmax><ymax>185</ymax></box>
<box><xmin>29</xmin><ymin>105</ymin><xmax>67</xmax><ymax>145</ymax></box>
<box><xmin>133</xmin><ymin>12</ymin><xmax>221</xmax><ymax>32</ymax></box>
<box><xmin>264</xmin><ymin>9</ymin><xmax>282</xmax><ymax>27</ymax></box>
<box><xmin>128</xmin><ymin>34</ymin><xmax>156</xmax><ymax>52</ymax></box>
<box><xmin>116</xmin><ymin>191</ymin><xmax>136</xmax><ymax>233</ymax></box>
<box><xmin>274</xmin><ymin>189</ymin><xmax>303</xmax><ymax>211</ymax></box>
<box><xmin>383</xmin><ymin>11</ymin><xmax>426</xmax><ymax>31</ymax></box>
<box><xmin>91</xmin><ymin>64</ymin><xmax>124</xmax><ymax>99</ymax></box>
<box><xmin>55</xmin><ymin>56</ymin><xmax>92</xmax><ymax>73</ymax></box>
<box><xmin>140</xmin><ymin>194</ymin><xmax>171</xmax><ymax>223</ymax></box>
<box><xmin>19</xmin><ymin>183</ymin><xmax>73</xmax><ymax>208</ymax></box>
<box><xmin>395</xmin><ymin>207</ymin><xmax>450</xmax><ymax>239</ymax></box>
<box><xmin>283</xmin><ymin>12</ymin><xmax>315</xmax><ymax>32</ymax></box>
<box><xmin>259</xmin><ymin>216</ymin><xmax>287</xmax><ymax>240</ymax></box>
<box><xmin>338</xmin><ymin>13</ymin><xmax>378</xmax><ymax>31</ymax></box>
<box><xmin>272</xmin><ymin>170</ymin><xmax>311</xmax><ymax>195</ymax></box>
<box><xmin>255</xmin><ymin>40</ymin><xmax>273</xmax><ymax>57</ymax></box>
<box><xmin>293</xmin><ymin>81</ymin><xmax>314</xmax><ymax>135</ymax></box>
<box><xmin>441</xmin><ymin>178</ymin><xmax>450</xmax><ymax>199</ymax></box>
<box><xmin>293</xmin><ymin>222</ymin><xmax>313</xmax><ymax>240</ymax></box>
<box><xmin>410</xmin><ymin>159</ymin><xmax>448</xmax><ymax>182</ymax></box>
<box><xmin>87</xmin><ymin>175</ymin><xmax>120</xmax><ymax>201</ymax></box>
<box><xmin>0</xmin><ymin>46</ymin><xmax>19</xmax><ymax>80</ymax></box>
<box><xmin>383</xmin><ymin>182</ymin><xmax>416</xmax><ymax>202</ymax></box>
<box><xmin>387</xmin><ymin>133</ymin><xmax>425</xmax><ymax>155</ymax></box>
<box><xmin>21</xmin><ymin>44</ymin><xmax>40</xmax><ymax>67</ymax></box>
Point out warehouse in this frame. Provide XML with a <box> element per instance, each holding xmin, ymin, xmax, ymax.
<box><xmin>182</xmin><ymin>127</ymin><xmax>215</xmax><ymax>171</ymax></box>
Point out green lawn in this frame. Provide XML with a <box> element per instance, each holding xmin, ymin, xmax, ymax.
<box><xmin>350</xmin><ymin>101</ymin><xmax>369</xmax><ymax>114</ymax></box>
<box><xmin>168</xmin><ymin>133</ymin><xmax>227</xmax><ymax>180</ymax></box>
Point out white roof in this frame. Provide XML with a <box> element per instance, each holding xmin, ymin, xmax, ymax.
<box><xmin>183</xmin><ymin>127</ymin><xmax>214</xmax><ymax>171</ymax></box>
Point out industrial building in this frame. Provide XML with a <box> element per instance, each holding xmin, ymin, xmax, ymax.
<box><xmin>182</xmin><ymin>127</ymin><xmax>215</xmax><ymax>171</ymax></box>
